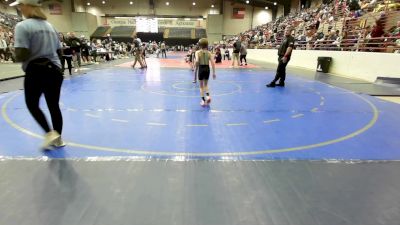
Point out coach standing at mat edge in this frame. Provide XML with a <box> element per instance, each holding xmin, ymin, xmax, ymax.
<box><xmin>11</xmin><ymin>0</ymin><xmax>66</xmax><ymax>149</ymax></box>
<box><xmin>266</xmin><ymin>27</ymin><xmax>295</xmax><ymax>88</ymax></box>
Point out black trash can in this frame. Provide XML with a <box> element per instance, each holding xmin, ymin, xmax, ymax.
<box><xmin>317</xmin><ymin>57</ymin><xmax>332</xmax><ymax>73</ymax></box>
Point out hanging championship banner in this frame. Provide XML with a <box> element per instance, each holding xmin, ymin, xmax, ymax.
<box><xmin>108</xmin><ymin>18</ymin><xmax>136</xmax><ymax>26</ymax></box>
<box><xmin>158</xmin><ymin>20</ymin><xmax>199</xmax><ymax>28</ymax></box>
<box><xmin>105</xmin><ymin>17</ymin><xmax>203</xmax><ymax>28</ymax></box>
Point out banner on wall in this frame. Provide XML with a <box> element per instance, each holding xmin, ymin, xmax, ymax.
<box><xmin>158</xmin><ymin>20</ymin><xmax>200</xmax><ymax>28</ymax></box>
<box><xmin>48</xmin><ymin>3</ymin><xmax>62</xmax><ymax>15</ymax></box>
<box><xmin>108</xmin><ymin>18</ymin><xmax>136</xmax><ymax>26</ymax></box>
<box><xmin>105</xmin><ymin>17</ymin><xmax>203</xmax><ymax>28</ymax></box>
<box><xmin>233</xmin><ymin>8</ymin><xmax>245</xmax><ymax>19</ymax></box>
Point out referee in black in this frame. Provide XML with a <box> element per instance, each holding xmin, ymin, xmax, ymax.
<box><xmin>266</xmin><ymin>27</ymin><xmax>295</xmax><ymax>88</ymax></box>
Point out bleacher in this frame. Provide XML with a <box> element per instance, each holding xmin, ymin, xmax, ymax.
<box><xmin>237</xmin><ymin>0</ymin><xmax>400</xmax><ymax>53</ymax></box>
<box><xmin>0</xmin><ymin>11</ymin><xmax>22</xmax><ymax>30</ymax></box>
<box><xmin>110</xmin><ymin>26</ymin><xmax>135</xmax><ymax>37</ymax></box>
<box><xmin>91</xmin><ymin>26</ymin><xmax>112</xmax><ymax>39</ymax></box>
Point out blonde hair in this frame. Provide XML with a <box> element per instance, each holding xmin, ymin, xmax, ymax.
<box><xmin>198</xmin><ymin>38</ymin><xmax>208</xmax><ymax>49</ymax></box>
<box><xmin>27</xmin><ymin>6</ymin><xmax>47</xmax><ymax>20</ymax></box>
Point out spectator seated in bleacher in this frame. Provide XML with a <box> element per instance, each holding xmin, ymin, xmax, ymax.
<box><xmin>220</xmin><ymin>0</ymin><xmax>399</xmax><ymax>53</ymax></box>
<box><xmin>367</xmin><ymin>14</ymin><xmax>386</xmax><ymax>51</ymax></box>
<box><xmin>296</xmin><ymin>30</ymin><xmax>307</xmax><ymax>49</ymax></box>
<box><xmin>328</xmin><ymin>30</ymin><xmax>340</xmax><ymax>50</ymax></box>
<box><xmin>0</xmin><ymin>26</ymin><xmax>16</xmax><ymax>63</ymax></box>
<box><xmin>384</xmin><ymin>20</ymin><xmax>400</xmax><ymax>52</ymax></box>
<box><xmin>314</xmin><ymin>32</ymin><xmax>326</xmax><ymax>49</ymax></box>
<box><xmin>0</xmin><ymin>11</ymin><xmax>22</xmax><ymax>30</ymax></box>
<box><xmin>391</xmin><ymin>20</ymin><xmax>400</xmax><ymax>36</ymax></box>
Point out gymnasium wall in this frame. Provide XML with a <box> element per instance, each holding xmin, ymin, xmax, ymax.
<box><xmin>247</xmin><ymin>49</ymin><xmax>400</xmax><ymax>82</ymax></box>
<box><xmin>290</xmin><ymin>0</ymin><xmax>300</xmax><ymax>12</ymax></box>
<box><xmin>71</xmin><ymin>12</ymin><xmax>98</xmax><ymax>38</ymax></box>
<box><xmin>73</xmin><ymin>0</ymin><xmax>220</xmax><ymax>18</ymax></box>
<box><xmin>1</xmin><ymin>0</ymin><xmax>73</xmax><ymax>33</ymax></box>
<box><xmin>0</xmin><ymin>2</ymin><xmax>17</xmax><ymax>14</ymax></box>
<box><xmin>2</xmin><ymin>0</ymin><xmax>277</xmax><ymax>40</ymax></box>
<box><xmin>222</xmin><ymin>1</ymin><xmax>252</xmax><ymax>35</ymax></box>
<box><xmin>277</xmin><ymin>5</ymin><xmax>284</xmax><ymax>18</ymax></box>
<box><xmin>310</xmin><ymin>0</ymin><xmax>323</xmax><ymax>8</ymax></box>
<box><xmin>83</xmin><ymin>0</ymin><xmax>273</xmax><ymax>40</ymax></box>
<box><xmin>222</xmin><ymin>1</ymin><xmax>273</xmax><ymax>36</ymax></box>
<box><xmin>43</xmin><ymin>0</ymin><xmax>74</xmax><ymax>33</ymax></box>
<box><xmin>207</xmin><ymin>14</ymin><xmax>224</xmax><ymax>44</ymax></box>
<box><xmin>252</xmin><ymin>7</ymin><xmax>273</xmax><ymax>28</ymax></box>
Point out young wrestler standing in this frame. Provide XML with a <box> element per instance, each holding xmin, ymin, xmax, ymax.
<box><xmin>195</xmin><ymin>38</ymin><xmax>216</xmax><ymax>106</ymax></box>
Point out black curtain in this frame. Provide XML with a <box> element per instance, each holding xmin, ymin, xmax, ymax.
<box><xmin>165</xmin><ymin>38</ymin><xmax>200</xmax><ymax>46</ymax></box>
<box><xmin>136</xmin><ymin>32</ymin><xmax>164</xmax><ymax>43</ymax></box>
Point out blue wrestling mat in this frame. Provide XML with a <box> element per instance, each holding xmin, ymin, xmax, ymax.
<box><xmin>1</xmin><ymin>63</ymin><xmax>399</xmax><ymax>160</ymax></box>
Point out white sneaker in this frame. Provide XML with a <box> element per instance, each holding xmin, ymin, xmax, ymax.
<box><xmin>52</xmin><ymin>136</ymin><xmax>66</xmax><ymax>148</ymax></box>
<box><xmin>200</xmin><ymin>100</ymin><xmax>206</xmax><ymax>106</ymax></box>
<box><xmin>41</xmin><ymin>131</ymin><xmax>60</xmax><ymax>150</ymax></box>
<box><xmin>74</xmin><ymin>69</ymin><xmax>78</xmax><ymax>73</ymax></box>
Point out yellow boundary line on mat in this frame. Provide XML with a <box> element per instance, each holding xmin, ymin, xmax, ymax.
<box><xmin>141</xmin><ymin>81</ymin><xmax>242</xmax><ymax>98</ymax></box>
<box><xmin>2</xmin><ymin>92</ymin><xmax>379</xmax><ymax>157</ymax></box>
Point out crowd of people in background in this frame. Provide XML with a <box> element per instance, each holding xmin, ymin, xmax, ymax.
<box><xmin>0</xmin><ymin>11</ymin><xmax>21</xmax><ymax>63</ymax></box>
<box><xmin>0</xmin><ymin>11</ymin><xmax>21</xmax><ymax>29</ymax></box>
<box><xmin>57</xmin><ymin>32</ymin><xmax>181</xmax><ymax>73</ymax></box>
<box><xmin>223</xmin><ymin>0</ymin><xmax>400</xmax><ymax>53</ymax></box>
<box><xmin>57</xmin><ymin>33</ymin><xmax>169</xmax><ymax>73</ymax></box>
<box><xmin>1</xmin><ymin>0</ymin><xmax>400</xmax><ymax>67</ymax></box>
<box><xmin>185</xmin><ymin>38</ymin><xmax>249</xmax><ymax>69</ymax></box>
<box><xmin>0</xmin><ymin>26</ymin><xmax>14</xmax><ymax>63</ymax></box>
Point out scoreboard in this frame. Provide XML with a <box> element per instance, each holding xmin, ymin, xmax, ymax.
<box><xmin>136</xmin><ymin>18</ymin><xmax>158</xmax><ymax>33</ymax></box>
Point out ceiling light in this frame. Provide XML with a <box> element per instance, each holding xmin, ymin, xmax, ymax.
<box><xmin>166</xmin><ymin>2</ymin><xmax>169</xmax><ymax>5</ymax></box>
<box><xmin>192</xmin><ymin>2</ymin><xmax>196</xmax><ymax>6</ymax></box>
<box><xmin>130</xmin><ymin>1</ymin><xmax>133</xmax><ymax>5</ymax></box>
<box><xmin>274</xmin><ymin>2</ymin><xmax>277</xmax><ymax>5</ymax></box>
<box><xmin>87</xmin><ymin>2</ymin><xmax>90</xmax><ymax>6</ymax></box>
<box><xmin>265</xmin><ymin>6</ymin><xmax>268</xmax><ymax>9</ymax></box>
<box><xmin>102</xmin><ymin>1</ymin><xmax>105</xmax><ymax>4</ymax></box>
<box><xmin>211</xmin><ymin>4</ymin><xmax>214</xmax><ymax>8</ymax></box>
<box><xmin>246</xmin><ymin>0</ymin><xmax>249</xmax><ymax>4</ymax></box>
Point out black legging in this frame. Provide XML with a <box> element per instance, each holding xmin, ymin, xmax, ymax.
<box><xmin>61</xmin><ymin>56</ymin><xmax>72</xmax><ymax>75</ymax></box>
<box><xmin>240</xmin><ymin>54</ymin><xmax>247</xmax><ymax>64</ymax></box>
<box><xmin>24</xmin><ymin>60</ymin><xmax>64</xmax><ymax>134</ymax></box>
